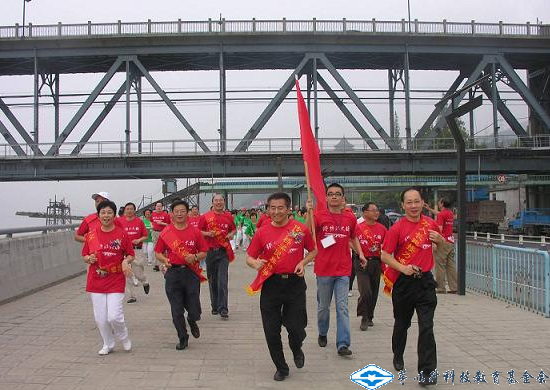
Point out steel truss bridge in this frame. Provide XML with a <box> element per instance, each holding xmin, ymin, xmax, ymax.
<box><xmin>0</xmin><ymin>18</ymin><xmax>549</xmax><ymax>180</ymax></box>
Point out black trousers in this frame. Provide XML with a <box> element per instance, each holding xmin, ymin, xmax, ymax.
<box><xmin>392</xmin><ymin>272</ymin><xmax>437</xmax><ymax>378</ymax></box>
<box><xmin>205</xmin><ymin>248</ymin><xmax>229</xmax><ymax>313</ymax></box>
<box><xmin>260</xmin><ymin>275</ymin><xmax>307</xmax><ymax>375</ymax></box>
<box><xmin>164</xmin><ymin>266</ymin><xmax>201</xmax><ymax>341</ymax></box>
<box><xmin>349</xmin><ymin>254</ymin><xmax>357</xmax><ymax>290</ymax></box>
<box><xmin>355</xmin><ymin>256</ymin><xmax>382</xmax><ymax>320</ymax></box>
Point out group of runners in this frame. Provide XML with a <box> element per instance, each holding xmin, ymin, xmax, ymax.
<box><xmin>76</xmin><ymin>185</ymin><xmax>457</xmax><ymax>386</ymax></box>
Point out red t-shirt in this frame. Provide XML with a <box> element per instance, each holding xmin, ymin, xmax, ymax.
<box><xmin>77</xmin><ymin>213</ymin><xmax>122</xmax><ymax>236</ymax></box>
<box><xmin>355</xmin><ymin>221</ymin><xmax>387</xmax><ymax>257</ymax></box>
<box><xmin>437</xmin><ymin>208</ymin><xmax>455</xmax><ymax>243</ymax></box>
<box><xmin>198</xmin><ymin>211</ymin><xmax>236</xmax><ymax>249</ymax></box>
<box><xmin>118</xmin><ymin>217</ymin><xmax>148</xmax><ymax>248</ymax></box>
<box><xmin>247</xmin><ymin>219</ymin><xmax>315</xmax><ymax>274</ymax></box>
<box><xmin>151</xmin><ymin>211</ymin><xmax>171</xmax><ymax>231</ymax></box>
<box><xmin>154</xmin><ymin>224</ymin><xmax>209</xmax><ymax>265</ymax></box>
<box><xmin>188</xmin><ymin>215</ymin><xmax>200</xmax><ymax>229</ymax></box>
<box><xmin>313</xmin><ymin>209</ymin><xmax>357</xmax><ymax>277</ymax></box>
<box><xmin>382</xmin><ymin>215</ymin><xmax>439</xmax><ymax>272</ymax></box>
<box><xmin>256</xmin><ymin>213</ymin><xmax>271</xmax><ymax>228</ymax></box>
<box><xmin>82</xmin><ymin>226</ymin><xmax>135</xmax><ymax>293</ymax></box>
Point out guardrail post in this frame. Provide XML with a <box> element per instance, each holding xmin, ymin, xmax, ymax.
<box><xmin>401</xmin><ymin>18</ymin><xmax>405</xmax><ymax>33</ymax></box>
<box><xmin>526</xmin><ymin>21</ymin><xmax>531</xmax><ymax>36</ymax></box>
<box><xmin>221</xmin><ymin>18</ymin><xmax>225</xmax><ymax>33</ymax></box>
<box><xmin>545</xmin><ymin>251</ymin><xmax>550</xmax><ymax>317</ymax></box>
<box><xmin>178</xmin><ymin>18</ymin><xmax>182</xmax><ymax>33</ymax></box>
<box><xmin>492</xmin><ymin>246</ymin><xmax>497</xmax><ymax>297</ymax></box>
<box><xmin>372</xmin><ymin>18</ymin><xmax>376</xmax><ymax>33</ymax></box>
<box><xmin>28</xmin><ymin>23</ymin><xmax>32</xmax><ymax>37</ymax></box>
<box><xmin>117</xmin><ymin>20</ymin><xmax>122</xmax><ymax>35</ymax></box>
<box><xmin>313</xmin><ymin>18</ymin><xmax>317</xmax><ymax>32</ymax></box>
<box><xmin>252</xmin><ymin>18</ymin><xmax>256</xmax><ymax>32</ymax></box>
<box><xmin>283</xmin><ymin>18</ymin><xmax>287</xmax><ymax>32</ymax></box>
<box><xmin>541</xmin><ymin>236</ymin><xmax>547</xmax><ymax>247</ymax></box>
<box><xmin>208</xmin><ymin>18</ymin><xmax>212</xmax><ymax>32</ymax></box>
<box><xmin>58</xmin><ymin>22</ymin><xmax>62</xmax><ymax>37</ymax></box>
<box><xmin>486</xmin><ymin>232</ymin><xmax>490</xmax><ymax>242</ymax></box>
<box><xmin>499</xmin><ymin>21</ymin><xmax>503</xmax><ymax>35</ymax></box>
<box><xmin>147</xmin><ymin>19</ymin><xmax>151</xmax><ymax>34</ymax></box>
<box><xmin>500</xmin><ymin>234</ymin><xmax>505</xmax><ymax>243</ymax></box>
<box><xmin>519</xmin><ymin>235</ymin><xmax>524</xmax><ymax>246</ymax></box>
<box><xmin>443</xmin><ymin>19</ymin><xmax>447</xmax><ymax>34</ymax></box>
<box><xmin>414</xmin><ymin>19</ymin><xmax>418</xmax><ymax>33</ymax></box>
<box><xmin>343</xmin><ymin>18</ymin><xmax>347</xmax><ymax>33</ymax></box>
<box><xmin>15</xmin><ymin>23</ymin><xmax>19</xmax><ymax>38</ymax></box>
<box><xmin>471</xmin><ymin>20</ymin><xmax>475</xmax><ymax>35</ymax></box>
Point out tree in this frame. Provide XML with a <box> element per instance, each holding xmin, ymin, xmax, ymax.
<box><xmin>358</xmin><ymin>191</ymin><xmax>402</xmax><ymax>212</ymax></box>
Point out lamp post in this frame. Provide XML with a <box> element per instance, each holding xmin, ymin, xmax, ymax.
<box><xmin>22</xmin><ymin>0</ymin><xmax>32</xmax><ymax>38</ymax></box>
<box><xmin>407</xmin><ymin>0</ymin><xmax>411</xmax><ymax>33</ymax></box>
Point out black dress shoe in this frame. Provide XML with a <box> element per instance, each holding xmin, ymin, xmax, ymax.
<box><xmin>176</xmin><ymin>337</ymin><xmax>188</xmax><ymax>350</ymax></box>
<box><xmin>393</xmin><ymin>356</ymin><xmax>404</xmax><ymax>371</ymax></box>
<box><xmin>273</xmin><ymin>370</ymin><xmax>288</xmax><ymax>381</ymax></box>
<box><xmin>153</xmin><ymin>265</ymin><xmax>160</xmax><ymax>272</ymax></box>
<box><xmin>211</xmin><ymin>309</ymin><xmax>219</xmax><ymax>315</ymax></box>
<box><xmin>188</xmin><ymin>320</ymin><xmax>200</xmax><ymax>338</ymax></box>
<box><xmin>318</xmin><ymin>335</ymin><xmax>327</xmax><ymax>347</ymax></box>
<box><xmin>293</xmin><ymin>349</ymin><xmax>305</xmax><ymax>368</ymax></box>
<box><xmin>360</xmin><ymin>317</ymin><xmax>368</xmax><ymax>331</ymax></box>
<box><xmin>143</xmin><ymin>283</ymin><xmax>150</xmax><ymax>294</ymax></box>
<box><xmin>337</xmin><ymin>346</ymin><xmax>352</xmax><ymax>356</ymax></box>
<box><xmin>418</xmin><ymin>378</ymin><xmax>437</xmax><ymax>386</ymax></box>
<box><xmin>220</xmin><ymin>310</ymin><xmax>229</xmax><ymax>320</ymax></box>
<box><xmin>367</xmin><ymin>319</ymin><xmax>374</xmax><ymax>327</ymax></box>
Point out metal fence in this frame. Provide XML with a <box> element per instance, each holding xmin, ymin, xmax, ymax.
<box><xmin>0</xmin><ymin>19</ymin><xmax>548</xmax><ymax>40</ymax></box>
<box><xmin>1</xmin><ymin>134</ymin><xmax>549</xmax><ymax>159</ymax></box>
<box><xmin>467</xmin><ymin>242</ymin><xmax>550</xmax><ymax>317</ymax></box>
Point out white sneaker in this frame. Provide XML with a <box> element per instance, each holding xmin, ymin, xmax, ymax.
<box><xmin>132</xmin><ymin>276</ymin><xmax>139</xmax><ymax>286</ymax></box>
<box><xmin>122</xmin><ymin>338</ymin><xmax>132</xmax><ymax>351</ymax></box>
<box><xmin>98</xmin><ymin>345</ymin><xmax>113</xmax><ymax>355</ymax></box>
<box><xmin>348</xmin><ymin>291</ymin><xmax>353</xmax><ymax>297</ymax></box>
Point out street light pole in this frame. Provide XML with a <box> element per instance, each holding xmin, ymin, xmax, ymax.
<box><xmin>22</xmin><ymin>0</ymin><xmax>31</xmax><ymax>38</ymax></box>
<box><xmin>407</xmin><ymin>0</ymin><xmax>411</xmax><ymax>33</ymax></box>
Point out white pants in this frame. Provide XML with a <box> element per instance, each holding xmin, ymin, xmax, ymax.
<box><xmin>89</xmin><ymin>292</ymin><xmax>128</xmax><ymax>348</ymax></box>
<box><xmin>142</xmin><ymin>242</ymin><xmax>155</xmax><ymax>265</ymax></box>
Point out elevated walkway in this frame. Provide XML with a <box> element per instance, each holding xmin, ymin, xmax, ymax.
<box><xmin>0</xmin><ymin>251</ymin><xmax>549</xmax><ymax>389</ymax></box>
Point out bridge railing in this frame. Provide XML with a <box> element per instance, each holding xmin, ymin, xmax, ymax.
<box><xmin>1</xmin><ymin>134</ymin><xmax>549</xmax><ymax>158</ymax></box>
<box><xmin>1</xmin><ymin>134</ymin><xmax>548</xmax><ymax>158</ymax></box>
<box><xmin>1</xmin><ymin>18</ymin><xmax>548</xmax><ymax>40</ymax></box>
<box><xmin>466</xmin><ymin>242</ymin><xmax>550</xmax><ymax>317</ymax></box>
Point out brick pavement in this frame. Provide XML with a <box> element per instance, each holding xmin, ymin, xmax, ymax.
<box><xmin>1</xmin><ymin>251</ymin><xmax>549</xmax><ymax>389</ymax></box>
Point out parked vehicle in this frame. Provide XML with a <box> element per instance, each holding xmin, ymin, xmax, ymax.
<box><xmin>508</xmin><ymin>209</ymin><xmax>550</xmax><ymax>236</ymax></box>
<box><xmin>466</xmin><ymin>200</ymin><xmax>506</xmax><ymax>233</ymax></box>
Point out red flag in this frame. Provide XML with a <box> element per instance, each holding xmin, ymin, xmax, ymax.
<box><xmin>295</xmin><ymin>78</ymin><xmax>326</xmax><ymax>211</ymax></box>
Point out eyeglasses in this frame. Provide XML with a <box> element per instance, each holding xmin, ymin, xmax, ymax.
<box><xmin>327</xmin><ymin>192</ymin><xmax>343</xmax><ymax>197</ymax></box>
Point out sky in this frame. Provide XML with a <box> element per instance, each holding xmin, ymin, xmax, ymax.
<box><xmin>0</xmin><ymin>0</ymin><xmax>548</xmax><ymax>229</ymax></box>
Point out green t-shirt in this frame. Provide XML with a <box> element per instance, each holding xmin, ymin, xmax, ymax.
<box><xmin>244</xmin><ymin>218</ymin><xmax>257</xmax><ymax>237</ymax></box>
<box><xmin>142</xmin><ymin>217</ymin><xmax>153</xmax><ymax>243</ymax></box>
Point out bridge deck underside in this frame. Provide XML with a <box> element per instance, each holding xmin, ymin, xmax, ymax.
<box><xmin>0</xmin><ymin>34</ymin><xmax>549</xmax><ymax>75</ymax></box>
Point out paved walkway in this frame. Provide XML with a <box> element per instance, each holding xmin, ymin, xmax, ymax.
<box><xmin>1</xmin><ymin>251</ymin><xmax>550</xmax><ymax>390</ymax></box>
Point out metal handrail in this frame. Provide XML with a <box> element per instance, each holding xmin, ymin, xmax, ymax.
<box><xmin>1</xmin><ymin>135</ymin><xmax>549</xmax><ymax>159</ymax></box>
<box><xmin>0</xmin><ymin>224</ymin><xmax>79</xmax><ymax>238</ymax></box>
<box><xmin>0</xmin><ymin>18</ymin><xmax>548</xmax><ymax>40</ymax></box>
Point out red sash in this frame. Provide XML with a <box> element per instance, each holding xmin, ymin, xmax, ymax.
<box><xmin>382</xmin><ymin>218</ymin><xmax>430</xmax><ymax>296</ymax></box>
<box><xmin>160</xmin><ymin>226</ymin><xmax>207</xmax><ymax>282</ymax></box>
<box><xmin>205</xmin><ymin>212</ymin><xmax>235</xmax><ymax>262</ymax></box>
<box><xmin>357</xmin><ymin>223</ymin><xmax>381</xmax><ymax>257</ymax></box>
<box><xmin>246</xmin><ymin>223</ymin><xmax>304</xmax><ymax>295</ymax></box>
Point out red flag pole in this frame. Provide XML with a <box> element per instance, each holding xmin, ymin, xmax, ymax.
<box><xmin>303</xmin><ymin>160</ymin><xmax>317</xmax><ymax>245</ymax></box>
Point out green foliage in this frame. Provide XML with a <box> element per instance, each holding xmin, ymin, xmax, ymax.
<box><xmin>358</xmin><ymin>191</ymin><xmax>402</xmax><ymax>211</ymax></box>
